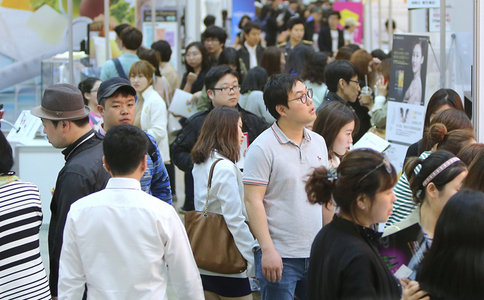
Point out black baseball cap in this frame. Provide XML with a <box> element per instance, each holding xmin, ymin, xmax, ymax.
<box><xmin>97</xmin><ymin>77</ymin><xmax>136</xmax><ymax>104</ymax></box>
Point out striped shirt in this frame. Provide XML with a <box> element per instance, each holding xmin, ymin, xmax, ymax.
<box><xmin>0</xmin><ymin>180</ymin><xmax>50</xmax><ymax>299</ymax></box>
<box><xmin>386</xmin><ymin>151</ymin><xmax>430</xmax><ymax>227</ymax></box>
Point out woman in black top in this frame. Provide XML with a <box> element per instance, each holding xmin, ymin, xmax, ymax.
<box><xmin>306</xmin><ymin>149</ymin><xmax>401</xmax><ymax>300</ymax></box>
<box><xmin>181</xmin><ymin>42</ymin><xmax>211</xmax><ymax>93</ymax></box>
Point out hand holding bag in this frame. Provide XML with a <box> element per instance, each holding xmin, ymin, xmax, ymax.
<box><xmin>185</xmin><ymin>158</ymin><xmax>247</xmax><ymax>274</ymax></box>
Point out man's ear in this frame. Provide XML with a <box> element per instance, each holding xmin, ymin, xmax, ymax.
<box><xmin>97</xmin><ymin>105</ymin><xmax>105</xmax><ymax>116</ymax></box>
<box><xmin>102</xmin><ymin>156</ymin><xmax>111</xmax><ymax>173</ymax></box>
<box><xmin>140</xmin><ymin>154</ymin><xmax>148</xmax><ymax>173</ymax></box>
<box><xmin>275</xmin><ymin>104</ymin><xmax>287</xmax><ymax>118</ymax></box>
<box><xmin>207</xmin><ymin>89</ymin><xmax>215</xmax><ymax>101</ymax></box>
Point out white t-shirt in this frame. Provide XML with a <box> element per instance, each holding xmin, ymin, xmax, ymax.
<box><xmin>331</xmin><ymin>29</ymin><xmax>339</xmax><ymax>52</ymax></box>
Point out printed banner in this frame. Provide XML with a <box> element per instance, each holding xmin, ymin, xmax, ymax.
<box><xmin>332</xmin><ymin>1</ymin><xmax>363</xmax><ymax>45</ymax></box>
<box><xmin>385</xmin><ymin>35</ymin><xmax>429</xmax><ymax>171</ymax></box>
<box><xmin>231</xmin><ymin>0</ymin><xmax>255</xmax><ymax>42</ymax></box>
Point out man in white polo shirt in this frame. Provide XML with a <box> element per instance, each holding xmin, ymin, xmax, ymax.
<box><xmin>243</xmin><ymin>74</ymin><xmax>330</xmax><ymax>300</ymax></box>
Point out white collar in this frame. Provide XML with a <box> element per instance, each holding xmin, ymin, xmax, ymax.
<box><xmin>105</xmin><ymin>177</ymin><xmax>142</xmax><ymax>190</ymax></box>
<box><xmin>244</xmin><ymin>41</ymin><xmax>257</xmax><ymax>51</ymax></box>
<box><xmin>141</xmin><ymin>85</ymin><xmax>154</xmax><ymax>99</ymax></box>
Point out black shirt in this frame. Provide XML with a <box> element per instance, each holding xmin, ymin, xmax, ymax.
<box><xmin>308</xmin><ymin>215</ymin><xmax>401</xmax><ymax>300</ymax></box>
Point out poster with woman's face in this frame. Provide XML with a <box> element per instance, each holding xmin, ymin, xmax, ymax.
<box><xmin>387</xmin><ymin>35</ymin><xmax>429</xmax><ymax>106</ymax></box>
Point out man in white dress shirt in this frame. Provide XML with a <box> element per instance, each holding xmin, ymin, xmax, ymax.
<box><xmin>58</xmin><ymin>124</ymin><xmax>204</xmax><ymax>300</ymax></box>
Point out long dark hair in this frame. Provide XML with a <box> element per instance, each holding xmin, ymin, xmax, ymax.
<box><xmin>423</xmin><ymin>89</ymin><xmax>464</xmax><ymax>130</ymax></box>
<box><xmin>260</xmin><ymin>46</ymin><xmax>284</xmax><ymax>77</ymax></box>
<box><xmin>138</xmin><ymin>49</ymin><xmax>162</xmax><ymax>77</ymax></box>
<box><xmin>284</xmin><ymin>44</ymin><xmax>314</xmax><ymax>75</ymax></box>
<box><xmin>241</xmin><ymin>67</ymin><xmax>268</xmax><ymax>94</ymax></box>
<box><xmin>301</xmin><ymin>52</ymin><xmax>329</xmax><ymax>85</ymax></box>
<box><xmin>192</xmin><ymin>106</ymin><xmax>241</xmax><ymax>164</ymax></box>
<box><xmin>218</xmin><ymin>47</ymin><xmax>242</xmax><ymax>78</ymax></box>
<box><xmin>417</xmin><ymin>189</ymin><xmax>484</xmax><ymax>300</ymax></box>
<box><xmin>78</xmin><ymin>77</ymin><xmax>101</xmax><ymax>105</ymax></box>
<box><xmin>405</xmin><ymin>150</ymin><xmax>467</xmax><ymax>206</ymax></box>
<box><xmin>313</xmin><ymin>102</ymin><xmax>359</xmax><ymax>160</ymax></box>
<box><xmin>184</xmin><ymin>42</ymin><xmax>211</xmax><ymax>73</ymax></box>
<box><xmin>306</xmin><ymin>149</ymin><xmax>397</xmax><ymax>223</ymax></box>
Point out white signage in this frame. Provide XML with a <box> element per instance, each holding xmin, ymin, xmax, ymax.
<box><xmin>407</xmin><ymin>0</ymin><xmax>440</xmax><ymax>9</ymax></box>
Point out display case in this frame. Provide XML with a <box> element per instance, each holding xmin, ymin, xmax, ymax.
<box><xmin>41</xmin><ymin>54</ymin><xmax>90</xmax><ymax>95</ymax></box>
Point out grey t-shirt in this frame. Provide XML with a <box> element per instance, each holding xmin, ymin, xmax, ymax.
<box><xmin>243</xmin><ymin>123</ymin><xmax>328</xmax><ymax>258</ymax></box>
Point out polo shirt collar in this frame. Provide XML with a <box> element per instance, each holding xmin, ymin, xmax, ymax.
<box><xmin>106</xmin><ymin>177</ymin><xmax>142</xmax><ymax>190</ymax></box>
<box><xmin>271</xmin><ymin>122</ymin><xmax>312</xmax><ymax>145</ymax></box>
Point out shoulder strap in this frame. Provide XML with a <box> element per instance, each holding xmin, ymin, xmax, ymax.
<box><xmin>113</xmin><ymin>58</ymin><xmax>128</xmax><ymax>80</ymax></box>
<box><xmin>203</xmin><ymin>158</ymin><xmax>223</xmax><ymax>214</ymax></box>
<box><xmin>145</xmin><ymin>132</ymin><xmax>159</xmax><ymax>163</ymax></box>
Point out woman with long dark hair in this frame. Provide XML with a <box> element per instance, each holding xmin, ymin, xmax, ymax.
<box><xmin>260</xmin><ymin>46</ymin><xmax>285</xmax><ymax>78</ymax></box>
<box><xmin>239</xmin><ymin>67</ymin><xmax>273</xmax><ymax>125</ymax></box>
<box><xmin>78</xmin><ymin>77</ymin><xmax>102</xmax><ymax>131</ymax></box>
<box><xmin>306</xmin><ymin>149</ymin><xmax>401</xmax><ymax>300</ymax></box>
<box><xmin>313</xmin><ymin>101</ymin><xmax>359</xmax><ymax>168</ymax></box>
<box><xmin>301</xmin><ymin>52</ymin><xmax>330</xmax><ymax>108</ymax></box>
<box><xmin>191</xmin><ymin>106</ymin><xmax>256</xmax><ymax>300</ymax></box>
<box><xmin>181</xmin><ymin>42</ymin><xmax>212</xmax><ymax>93</ymax></box>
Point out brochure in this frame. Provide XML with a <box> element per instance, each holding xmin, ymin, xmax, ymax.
<box><xmin>168</xmin><ymin>89</ymin><xmax>198</xmax><ymax>118</ymax></box>
<box><xmin>378</xmin><ymin>223</ymin><xmax>427</xmax><ymax>280</ymax></box>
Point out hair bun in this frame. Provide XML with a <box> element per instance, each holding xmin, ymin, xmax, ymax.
<box><xmin>428</xmin><ymin>123</ymin><xmax>448</xmax><ymax>144</ymax></box>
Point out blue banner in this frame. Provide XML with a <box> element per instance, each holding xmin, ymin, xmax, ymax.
<box><xmin>231</xmin><ymin>0</ymin><xmax>255</xmax><ymax>42</ymax></box>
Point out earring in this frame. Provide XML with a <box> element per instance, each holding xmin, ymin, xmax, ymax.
<box><xmin>362</xmin><ymin>206</ymin><xmax>365</xmax><ymax>210</ymax></box>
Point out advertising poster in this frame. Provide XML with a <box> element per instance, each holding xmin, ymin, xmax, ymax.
<box><xmin>386</xmin><ymin>35</ymin><xmax>429</xmax><ymax>172</ymax></box>
<box><xmin>231</xmin><ymin>1</ymin><xmax>255</xmax><ymax>42</ymax></box>
<box><xmin>388</xmin><ymin>35</ymin><xmax>429</xmax><ymax>106</ymax></box>
<box><xmin>141</xmin><ymin>9</ymin><xmax>179</xmax><ymax>71</ymax></box>
<box><xmin>332</xmin><ymin>1</ymin><xmax>363</xmax><ymax>45</ymax></box>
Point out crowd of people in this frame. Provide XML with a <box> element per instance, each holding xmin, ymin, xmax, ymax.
<box><xmin>1</xmin><ymin>2</ymin><xmax>484</xmax><ymax>300</ymax></box>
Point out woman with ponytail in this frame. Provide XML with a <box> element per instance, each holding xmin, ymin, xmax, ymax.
<box><xmin>387</xmin><ymin>109</ymin><xmax>475</xmax><ymax>226</ymax></box>
<box><xmin>306</xmin><ymin>149</ymin><xmax>401</xmax><ymax>300</ymax></box>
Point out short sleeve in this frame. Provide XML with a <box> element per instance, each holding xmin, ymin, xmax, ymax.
<box><xmin>242</xmin><ymin>142</ymin><xmax>271</xmax><ymax>186</ymax></box>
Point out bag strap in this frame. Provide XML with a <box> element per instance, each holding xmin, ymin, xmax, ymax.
<box><xmin>145</xmin><ymin>132</ymin><xmax>159</xmax><ymax>164</ymax></box>
<box><xmin>113</xmin><ymin>58</ymin><xmax>128</xmax><ymax>80</ymax></box>
<box><xmin>204</xmin><ymin>158</ymin><xmax>223</xmax><ymax>215</ymax></box>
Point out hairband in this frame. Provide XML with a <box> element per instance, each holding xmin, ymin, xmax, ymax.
<box><xmin>327</xmin><ymin>167</ymin><xmax>338</xmax><ymax>181</ymax></box>
<box><xmin>422</xmin><ymin>157</ymin><xmax>460</xmax><ymax>187</ymax></box>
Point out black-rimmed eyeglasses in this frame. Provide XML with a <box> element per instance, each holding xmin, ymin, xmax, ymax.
<box><xmin>211</xmin><ymin>85</ymin><xmax>241</xmax><ymax>94</ymax></box>
<box><xmin>288</xmin><ymin>88</ymin><xmax>313</xmax><ymax>104</ymax></box>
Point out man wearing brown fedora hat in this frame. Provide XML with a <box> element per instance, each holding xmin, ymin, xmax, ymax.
<box><xmin>31</xmin><ymin>83</ymin><xmax>110</xmax><ymax>299</ymax></box>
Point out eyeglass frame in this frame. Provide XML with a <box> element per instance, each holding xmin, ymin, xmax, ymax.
<box><xmin>355</xmin><ymin>155</ymin><xmax>392</xmax><ymax>189</ymax></box>
<box><xmin>287</xmin><ymin>88</ymin><xmax>314</xmax><ymax>104</ymax></box>
<box><xmin>211</xmin><ymin>85</ymin><xmax>242</xmax><ymax>94</ymax></box>
<box><xmin>348</xmin><ymin>79</ymin><xmax>360</xmax><ymax>85</ymax></box>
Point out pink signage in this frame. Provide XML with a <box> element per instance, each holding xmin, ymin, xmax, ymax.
<box><xmin>332</xmin><ymin>1</ymin><xmax>364</xmax><ymax>45</ymax></box>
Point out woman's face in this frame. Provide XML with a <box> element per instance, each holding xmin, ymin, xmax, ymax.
<box><xmin>333</xmin><ymin>121</ymin><xmax>355</xmax><ymax>156</ymax></box>
<box><xmin>130</xmin><ymin>73</ymin><xmax>151</xmax><ymax>94</ymax></box>
<box><xmin>431</xmin><ymin>170</ymin><xmax>467</xmax><ymax>218</ymax></box>
<box><xmin>369</xmin><ymin>188</ymin><xmax>397</xmax><ymax>224</ymax></box>
<box><xmin>412</xmin><ymin>43</ymin><xmax>424</xmax><ymax>74</ymax></box>
<box><xmin>237</xmin><ymin>117</ymin><xmax>244</xmax><ymax>147</ymax></box>
<box><xmin>280</xmin><ymin>53</ymin><xmax>286</xmax><ymax>73</ymax></box>
<box><xmin>87</xmin><ymin>80</ymin><xmax>102</xmax><ymax>106</ymax></box>
<box><xmin>185</xmin><ymin>46</ymin><xmax>202</xmax><ymax>69</ymax></box>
